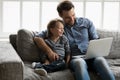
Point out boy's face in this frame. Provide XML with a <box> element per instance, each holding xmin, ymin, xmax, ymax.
<box><xmin>50</xmin><ymin>22</ymin><xmax>64</xmax><ymax>37</ymax></box>
<box><xmin>60</xmin><ymin>8</ymin><xmax>75</xmax><ymax>26</ymax></box>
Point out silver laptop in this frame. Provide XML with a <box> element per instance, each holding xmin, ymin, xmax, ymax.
<box><xmin>72</xmin><ymin>37</ymin><xmax>113</xmax><ymax>59</ymax></box>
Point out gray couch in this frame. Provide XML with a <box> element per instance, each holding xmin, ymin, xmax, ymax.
<box><xmin>0</xmin><ymin>29</ymin><xmax>120</xmax><ymax>80</ymax></box>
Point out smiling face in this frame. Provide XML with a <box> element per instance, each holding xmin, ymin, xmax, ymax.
<box><xmin>59</xmin><ymin>8</ymin><xmax>76</xmax><ymax>26</ymax></box>
<box><xmin>50</xmin><ymin>21</ymin><xmax>64</xmax><ymax>37</ymax></box>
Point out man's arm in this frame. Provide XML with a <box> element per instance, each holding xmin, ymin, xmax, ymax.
<box><xmin>87</xmin><ymin>18</ymin><xmax>99</xmax><ymax>39</ymax></box>
<box><xmin>34</xmin><ymin>37</ymin><xmax>59</xmax><ymax>61</ymax></box>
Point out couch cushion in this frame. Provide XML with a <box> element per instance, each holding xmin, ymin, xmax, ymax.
<box><xmin>107</xmin><ymin>59</ymin><xmax>120</xmax><ymax>79</ymax></box>
<box><xmin>97</xmin><ymin>29</ymin><xmax>120</xmax><ymax>59</ymax></box>
<box><xmin>16</xmin><ymin>29</ymin><xmax>41</xmax><ymax>62</ymax></box>
<box><xmin>24</xmin><ymin>65</ymin><xmax>41</xmax><ymax>80</ymax></box>
<box><xmin>9</xmin><ymin>34</ymin><xmax>17</xmax><ymax>51</ymax></box>
<box><xmin>48</xmin><ymin>69</ymin><xmax>74</xmax><ymax>80</ymax></box>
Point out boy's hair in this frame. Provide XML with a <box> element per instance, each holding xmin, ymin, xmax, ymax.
<box><xmin>47</xmin><ymin>19</ymin><xmax>63</xmax><ymax>38</ymax></box>
<box><xmin>57</xmin><ymin>0</ymin><xmax>74</xmax><ymax>15</ymax></box>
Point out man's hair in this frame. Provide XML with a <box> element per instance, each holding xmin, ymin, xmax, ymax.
<box><xmin>57</xmin><ymin>0</ymin><xmax>74</xmax><ymax>15</ymax></box>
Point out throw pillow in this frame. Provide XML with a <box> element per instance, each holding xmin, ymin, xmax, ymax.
<box><xmin>97</xmin><ymin>29</ymin><xmax>120</xmax><ymax>59</ymax></box>
<box><xmin>16</xmin><ymin>29</ymin><xmax>41</xmax><ymax>62</ymax></box>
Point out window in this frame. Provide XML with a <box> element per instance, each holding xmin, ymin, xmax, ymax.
<box><xmin>3</xmin><ymin>1</ymin><xmax>20</xmax><ymax>33</ymax></box>
<box><xmin>103</xmin><ymin>2</ymin><xmax>119</xmax><ymax>31</ymax></box>
<box><xmin>73</xmin><ymin>2</ymin><xmax>83</xmax><ymax>17</ymax></box>
<box><xmin>0</xmin><ymin>0</ymin><xmax>120</xmax><ymax>39</ymax></box>
<box><xmin>2</xmin><ymin>1</ymin><xmax>40</xmax><ymax>33</ymax></box>
<box><xmin>22</xmin><ymin>1</ymin><xmax>40</xmax><ymax>31</ymax></box>
<box><xmin>41</xmin><ymin>2</ymin><xmax>59</xmax><ymax>31</ymax></box>
<box><xmin>86</xmin><ymin>2</ymin><xmax>101</xmax><ymax>28</ymax></box>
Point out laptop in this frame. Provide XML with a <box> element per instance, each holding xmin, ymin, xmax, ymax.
<box><xmin>72</xmin><ymin>37</ymin><xmax>113</xmax><ymax>59</ymax></box>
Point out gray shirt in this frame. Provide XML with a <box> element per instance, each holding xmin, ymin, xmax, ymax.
<box><xmin>45</xmin><ymin>35</ymin><xmax>70</xmax><ymax>59</ymax></box>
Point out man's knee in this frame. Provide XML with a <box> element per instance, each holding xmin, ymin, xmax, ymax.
<box><xmin>94</xmin><ymin>57</ymin><xmax>107</xmax><ymax>65</ymax></box>
<box><xmin>70</xmin><ymin>58</ymin><xmax>87</xmax><ymax>68</ymax></box>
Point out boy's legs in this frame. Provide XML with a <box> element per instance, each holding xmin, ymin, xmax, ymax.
<box><xmin>32</xmin><ymin>59</ymin><xmax>66</xmax><ymax>73</ymax></box>
<box><xmin>32</xmin><ymin>62</ymin><xmax>47</xmax><ymax>76</ymax></box>
<box><xmin>43</xmin><ymin>59</ymin><xmax>66</xmax><ymax>72</ymax></box>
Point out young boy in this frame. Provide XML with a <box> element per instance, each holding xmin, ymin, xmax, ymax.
<box><xmin>32</xmin><ymin>19</ymin><xmax>71</xmax><ymax>76</ymax></box>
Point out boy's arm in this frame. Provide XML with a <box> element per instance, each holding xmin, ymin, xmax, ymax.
<box><xmin>34</xmin><ymin>37</ymin><xmax>59</xmax><ymax>61</ymax></box>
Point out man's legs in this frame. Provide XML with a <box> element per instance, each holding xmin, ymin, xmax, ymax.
<box><xmin>70</xmin><ymin>58</ymin><xmax>90</xmax><ymax>80</ymax></box>
<box><xmin>93</xmin><ymin>57</ymin><xmax>115</xmax><ymax>80</ymax></box>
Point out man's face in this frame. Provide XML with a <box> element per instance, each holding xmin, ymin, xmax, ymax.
<box><xmin>60</xmin><ymin>8</ymin><xmax>75</xmax><ymax>26</ymax></box>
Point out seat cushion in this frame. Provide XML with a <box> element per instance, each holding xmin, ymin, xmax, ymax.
<box><xmin>24</xmin><ymin>61</ymin><xmax>74</xmax><ymax>80</ymax></box>
<box><xmin>16</xmin><ymin>29</ymin><xmax>41</xmax><ymax>62</ymax></box>
<box><xmin>107</xmin><ymin>59</ymin><xmax>120</xmax><ymax>79</ymax></box>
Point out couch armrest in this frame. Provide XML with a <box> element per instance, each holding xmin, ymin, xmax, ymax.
<box><xmin>0</xmin><ymin>41</ymin><xmax>24</xmax><ymax>80</ymax></box>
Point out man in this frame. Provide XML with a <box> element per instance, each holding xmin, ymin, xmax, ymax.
<box><xmin>34</xmin><ymin>0</ymin><xmax>115</xmax><ymax>80</ymax></box>
<box><xmin>56</xmin><ymin>1</ymin><xmax>115</xmax><ymax>80</ymax></box>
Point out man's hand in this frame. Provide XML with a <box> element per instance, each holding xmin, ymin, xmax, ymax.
<box><xmin>34</xmin><ymin>37</ymin><xmax>59</xmax><ymax>61</ymax></box>
<box><xmin>47</xmin><ymin>51</ymin><xmax>59</xmax><ymax>62</ymax></box>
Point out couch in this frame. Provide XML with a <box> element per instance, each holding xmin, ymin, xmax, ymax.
<box><xmin>0</xmin><ymin>29</ymin><xmax>120</xmax><ymax>80</ymax></box>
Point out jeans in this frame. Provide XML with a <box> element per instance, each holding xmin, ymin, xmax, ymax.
<box><xmin>70</xmin><ymin>57</ymin><xmax>115</xmax><ymax>80</ymax></box>
<box><xmin>35</xmin><ymin>59</ymin><xmax>66</xmax><ymax>72</ymax></box>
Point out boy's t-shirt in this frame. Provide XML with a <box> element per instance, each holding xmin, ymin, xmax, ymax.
<box><xmin>45</xmin><ymin>35</ymin><xmax>70</xmax><ymax>60</ymax></box>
